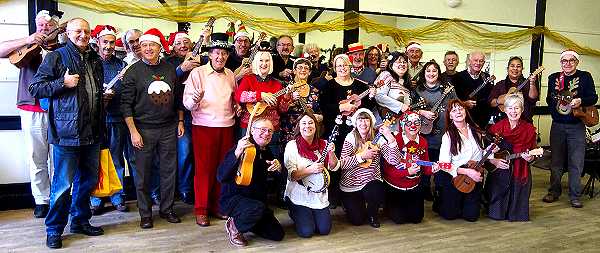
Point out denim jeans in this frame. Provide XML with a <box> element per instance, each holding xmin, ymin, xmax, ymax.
<box><xmin>90</xmin><ymin>122</ymin><xmax>132</xmax><ymax>207</ymax></box>
<box><xmin>177</xmin><ymin>113</ymin><xmax>194</xmax><ymax>195</ymax></box>
<box><xmin>46</xmin><ymin>144</ymin><xmax>100</xmax><ymax>235</ymax></box>
<box><xmin>288</xmin><ymin>201</ymin><xmax>331</xmax><ymax>238</ymax></box>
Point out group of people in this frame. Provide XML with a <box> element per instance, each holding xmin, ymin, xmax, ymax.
<box><xmin>0</xmin><ymin>11</ymin><xmax>597</xmax><ymax>249</ymax></box>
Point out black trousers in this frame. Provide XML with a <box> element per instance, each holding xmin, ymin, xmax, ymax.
<box><xmin>434</xmin><ymin>172</ymin><xmax>481</xmax><ymax>222</ymax></box>
<box><xmin>229</xmin><ymin>196</ymin><xmax>284</xmax><ymax>241</ymax></box>
<box><xmin>340</xmin><ymin>180</ymin><xmax>384</xmax><ymax>225</ymax></box>
<box><xmin>135</xmin><ymin>125</ymin><xmax>177</xmax><ymax>218</ymax></box>
<box><xmin>385</xmin><ymin>184</ymin><xmax>424</xmax><ymax>224</ymax></box>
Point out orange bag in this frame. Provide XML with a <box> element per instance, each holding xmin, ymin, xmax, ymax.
<box><xmin>92</xmin><ymin>149</ymin><xmax>123</xmax><ymax>197</ymax></box>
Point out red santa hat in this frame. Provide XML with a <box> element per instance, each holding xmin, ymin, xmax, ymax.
<box><xmin>140</xmin><ymin>28</ymin><xmax>170</xmax><ymax>54</ymax></box>
<box><xmin>115</xmin><ymin>38</ymin><xmax>125</xmax><ymax>52</ymax></box>
<box><xmin>168</xmin><ymin>31</ymin><xmax>190</xmax><ymax>47</ymax></box>
<box><xmin>234</xmin><ymin>20</ymin><xmax>250</xmax><ymax>42</ymax></box>
<box><xmin>91</xmin><ymin>25</ymin><xmax>117</xmax><ymax>39</ymax></box>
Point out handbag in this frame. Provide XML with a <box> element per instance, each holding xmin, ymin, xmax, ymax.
<box><xmin>92</xmin><ymin>149</ymin><xmax>123</xmax><ymax>197</ymax></box>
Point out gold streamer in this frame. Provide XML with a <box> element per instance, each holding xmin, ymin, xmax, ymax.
<box><xmin>58</xmin><ymin>0</ymin><xmax>600</xmax><ymax>57</ymax></box>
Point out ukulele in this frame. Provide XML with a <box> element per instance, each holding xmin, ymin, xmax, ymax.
<box><xmin>301</xmin><ymin>115</ymin><xmax>343</xmax><ymax>193</ymax></box>
<box><xmin>357</xmin><ymin>112</ymin><xmax>396</xmax><ymax>168</ymax></box>
<box><xmin>286</xmin><ymin>79</ymin><xmax>315</xmax><ymax>117</ymax></box>
<box><xmin>103</xmin><ymin>64</ymin><xmax>131</xmax><ymax>91</ymax></box>
<box><xmin>420</xmin><ymin>84</ymin><xmax>455</xmax><ymax>135</ymax></box>
<box><xmin>292</xmin><ymin>79</ymin><xmax>310</xmax><ymax>98</ymax></box>
<box><xmin>245</xmin><ymin>85</ymin><xmax>292</xmax><ymax>117</ymax></box>
<box><xmin>234</xmin><ymin>32</ymin><xmax>268</xmax><ymax>76</ymax></box>
<box><xmin>498</xmin><ymin>66</ymin><xmax>545</xmax><ymax>112</ymax></box>
<box><xmin>338</xmin><ymin>78</ymin><xmax>384</xmax><ymax>116</ymax></box>
<box><xmin>452</xmin><ymin>136</ymin><xmax>501</xmax><ymax>193</ymax></box>
<box><xmin>554</xmin><ymin>78</ymin><xmax>599</xmax><ymax>127</ymax></box>
<box><xmin>405</xmin><ymin>160</ymin><xmax>452</xmax><ymax>179</ymax></box>
<box><xmin>379</xmin><ymin>97</ymin><xmax>427</xmax><ymax>120</ymax></box>
<box><xmin>184</xmin><ymin>17</ymin><xmax>216</xmax><ymax>63</ymax></box>
<box><xmin>493</xmin><ymin>147</ymin><xmax>544</xmax><ymax>161</ymax></box>
<box><xmin>9</xmin><ymin>21</ymin><xmax>67</xmax><ymax>68</ymax></box>
<box><xmin>467</xmin><ymin>73</ymin><xmax>496</xmax><ymax>100</ymax></box>
<box><xmin>235</xmin><ymin>105</ymin><xmax>260</xmax><ymax>186</ymax></box>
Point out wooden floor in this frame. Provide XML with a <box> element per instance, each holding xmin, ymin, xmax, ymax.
<box><xmin>1</xmin><ymin>167</ymin><xmax>599</xmax><ymax>253</ymax></box>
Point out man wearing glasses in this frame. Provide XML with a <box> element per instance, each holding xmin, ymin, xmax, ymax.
<box><xmin>543</xmin><ymin>49</ymin><xmax>597</xmax><ymax>208</ymax></box>
<box><xmin>217</xmin><ymin>118</ymin><xmax>284</xmax><ymax>247</ymax></box>
<box><xmin>165</xmin><ymin>31</ymin><xmax>204</xmax><ymax>206</ymax></box>
<box><xmin>29</xmin><ymin>18</ymin><xmax>107</xmax><ymax>249</ymax></box>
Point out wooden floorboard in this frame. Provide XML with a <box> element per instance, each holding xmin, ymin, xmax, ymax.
<box><xmin>1</xmin><ymin>168</ymin><xmax>599</xmax><ymax>252</ymax></box>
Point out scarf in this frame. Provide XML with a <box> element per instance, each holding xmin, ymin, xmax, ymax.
<box><xmin>296</xmin><ymin>136</ymin><xmax>329</xmax><ymax>165</ymax></box>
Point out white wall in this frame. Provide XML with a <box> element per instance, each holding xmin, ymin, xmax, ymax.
<box><xmin>0</xmin><ymin>0</ymin><xmax>29</xmax><ymax>184</ymax></box>
<box><xmin>0</xmin><ymin>0</ymin><xmax>27</xmax><ymax>116</ymax></box>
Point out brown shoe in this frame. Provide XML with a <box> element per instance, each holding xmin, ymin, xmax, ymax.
<box><xmin>225</xmin><ymin>217</ymin><xmax>247</xmax><ymax>247</ymax></box>
<box><xmin>542</xmin><ymin>193</ymin><xmax>558</xmax><ymax>203</ymax></box>
<box><xmin>196</xmin><ymin>214</ymin><xmax>210</xmax><ymax>227</ymax></box>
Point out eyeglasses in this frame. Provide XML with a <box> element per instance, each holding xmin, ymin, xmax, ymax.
<box><xmin>296</xmin><ymin>66</ymin><xmax>310</xmax><ymax>71</ymax></box>
<box><xmin>252</xmin><ymin>127</ymin><xmax>274</xmax><ymax>135</ymax></box>
<box><xmin>560</xmin><ymin>59</ymin><xmax>577</xmax><ymax>65</ymax></box>
<box><xmin>277</xmin><ymin>43</ymin><xmax>292</xmax><ymax>47</ymax></box>
<box><xmin>335</xmin><ymin>64</ymin><xmax>350</xmax><ymax>69</ymax></box>
<box><xmin>404</xmin><ymin>121</ymin><xmax>421</xmax><ymax>127</ymax></box>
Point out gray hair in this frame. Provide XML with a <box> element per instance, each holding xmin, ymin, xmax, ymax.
<box><xmin>504</xmin><ymin>93</ymin><xmax>524</xmax><ymax>108</ymax></box>
<box><xmin>303</xmin><ymin>43</ymin><xmax>320</xmax><ymax>53</ymax></box>
<box><xmin>122</xmin><ymin>29</ymin><xmax>142</xmax><ymax>52</ymax></box>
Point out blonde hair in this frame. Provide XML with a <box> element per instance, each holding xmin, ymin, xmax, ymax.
<box><xmin>504</xmin><ymin>93</ymin><xmax>524</xmax><ymax>109</ymax></box>
<box><xmin>333</xmin><ymin>54</ymin><xmax>351</xmax><ymax>68</ymax></box>
<box><xmin>251</xmin><ymin>51</ymin><xmax>273</xmax><ymax>76</ymax></box>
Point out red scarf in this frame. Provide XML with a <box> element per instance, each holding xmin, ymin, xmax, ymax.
<box><xmin>296</xmin><ymin>136</ymin><xmax>329</xmax><ymax>165</ymax></box>
<box><xmin>558</xmin><ymin>72</ymin><xmax>566</xmax><ymax>91</ymax></box>
<box><xmin>490</xmin><ymin>119</ymin><xmax>537</xmax><ymax>185</ymax></box>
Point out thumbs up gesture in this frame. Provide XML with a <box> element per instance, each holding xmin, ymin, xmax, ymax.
<box><xmin>63</xmin><ymin>68</ymin><xmax>80</xmax><ymax>88</ymax></box>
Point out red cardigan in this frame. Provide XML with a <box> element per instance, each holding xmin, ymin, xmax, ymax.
<box><xmin>234</xmin><ymin>74</ymin><xmax>291</xmax><ymax>130</ymax></box>
<box><xmin>382</xmin><ymin>133</ymin><xmax>432</xmax><ymax>190</ymax></box>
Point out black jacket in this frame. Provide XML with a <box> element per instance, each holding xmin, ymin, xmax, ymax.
<box><xmin>29</xmin><ymin>40</ymin><xmax>105</xmax><ymax>146</ymax></box>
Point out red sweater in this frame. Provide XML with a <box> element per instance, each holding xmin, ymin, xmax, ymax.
<box><xmin>235</xmin><ymin>75</ymin><xmax>291</xmax><ymax>130</ymax></box>
<box><xmin>383</xmin><ymin>133</ymin><xmax>432</xmax><ymax>190</ymax></box>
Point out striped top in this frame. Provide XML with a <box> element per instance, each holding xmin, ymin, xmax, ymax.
<box><xmin>339</xmin><ymin>131</ymin><xmax>399</xmax><ymax>192</ymax></box>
